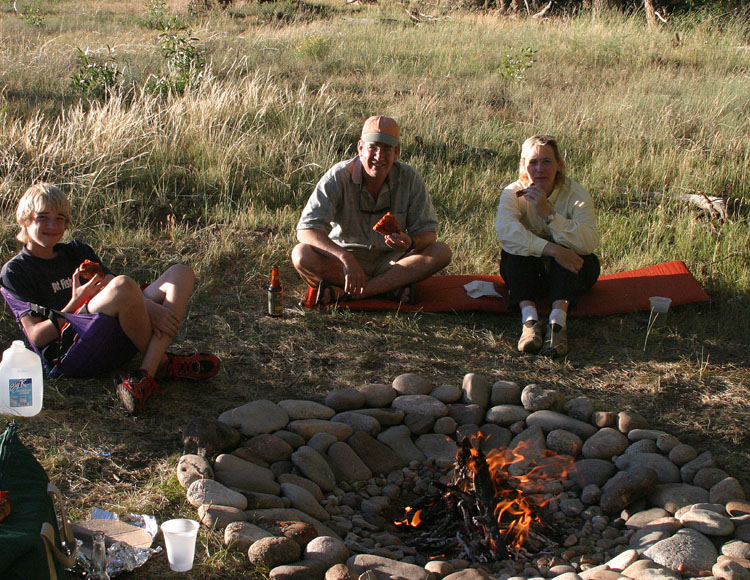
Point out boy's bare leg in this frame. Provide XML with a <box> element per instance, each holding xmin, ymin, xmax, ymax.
<box><xmin>140</xmin><ymin>264</ymin><xmax>195</xmax><ymax>376</ymax></box>
<box><xmin>86</xmin><ymin>265</ymin><xmax>195</xmax><ymax>377</ymax></box>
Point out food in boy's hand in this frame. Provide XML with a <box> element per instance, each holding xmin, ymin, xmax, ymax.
<box><xmin>372</xmin><ymin>212</ymin><xmax>401</xmax><ymax>236</ymax></box>
<box><xmin>78</xmin><ymin>259</ymin><xmax>104</xmax><ymax>281</ymax></box>
<box><xmin>0</xmin><ymin>491</ymin><xmax>11</xmax><ymax>522</ymax></box>
<box><xmin>516</xmin><ymin>188</ymin><xmax>528</xmax><ymax>197</ymax></box>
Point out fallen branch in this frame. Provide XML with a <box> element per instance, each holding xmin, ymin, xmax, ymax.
<box><xmin>532</xmin><ymin>1</ymin><xmax>552</xmax><ymax>18</ymax></box>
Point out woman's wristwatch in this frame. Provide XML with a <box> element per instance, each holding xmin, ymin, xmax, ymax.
<box><xmin>544</xmin><ymin>210</ymin><xmax>556</xmax><ymax>225</ymax></box>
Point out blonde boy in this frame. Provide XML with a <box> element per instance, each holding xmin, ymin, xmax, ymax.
<box><xmin>1</xmin><ymin>183</ymin><xmax>219</xmax><ymax>413</ymax></box>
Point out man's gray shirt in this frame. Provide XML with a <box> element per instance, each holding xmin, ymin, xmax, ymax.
<box><xmin>297</xmin><ymin>157</ymin><xmax>439</xmax><ymax>251</ymax></box>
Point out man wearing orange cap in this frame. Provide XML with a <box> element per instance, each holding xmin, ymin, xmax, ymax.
<box><xmin>293</xmin><ymin>115</ymin><xmax>452</xmax><ymax>305</ymax></box>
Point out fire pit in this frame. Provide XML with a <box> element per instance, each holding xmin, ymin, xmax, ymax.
<box><xmin>177</xmin><ymin>373</ymin><xmax>750</xmax><ymax>580</ymax></box>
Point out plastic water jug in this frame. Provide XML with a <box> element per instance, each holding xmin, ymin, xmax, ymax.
<box><xmin>0</xmin><ymin>340</ymin><xmax>44</xmax><ymax>417</ymax></box>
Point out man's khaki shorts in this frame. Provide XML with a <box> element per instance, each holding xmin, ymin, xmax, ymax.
<box><xmin>350</xmin><ymin>248</ymin><xmax>407</xmax><ymax>278</ymax></box>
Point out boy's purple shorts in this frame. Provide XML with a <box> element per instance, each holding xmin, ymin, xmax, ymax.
<box><xmin>50</xmin><ymin>312</ymin><xmax>138</xmax><ymax>378</ymax></box>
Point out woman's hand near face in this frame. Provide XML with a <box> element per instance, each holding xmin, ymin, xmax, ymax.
<box><xmin>521</xmin><ymin>185</ymin><xmax>553</xmax><ymax>218</ymax></box>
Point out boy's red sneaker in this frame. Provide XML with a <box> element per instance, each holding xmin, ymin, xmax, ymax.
<box><xmin>115</xmin><ymin>370</ymin><xmax>160</xmax><ymax>414</ymax></box>
<box><xmin>159</xmin><ymin>352</ymin><xmax>219</xmax><ymax>381</ymax></box>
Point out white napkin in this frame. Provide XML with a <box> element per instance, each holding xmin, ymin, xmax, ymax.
<box><xmin>464</xmin><ymin>280</ymin><xmax>502</xmax><ymax>299</ymax></box>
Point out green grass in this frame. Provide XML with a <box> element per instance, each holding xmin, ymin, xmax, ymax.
<box><xmin>1</xmin><ymin>2</ymin><xmax>749</xmax><ymax>578</ymax></box>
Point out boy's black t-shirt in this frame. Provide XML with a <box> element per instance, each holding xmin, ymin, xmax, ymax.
<box><xmin>0</xmin><ymin>240</ymin><xmax>111</xmax><ymax>314</ymax></box>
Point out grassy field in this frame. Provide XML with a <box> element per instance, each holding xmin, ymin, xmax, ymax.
<box><xmin>1</xmin><ymin>1</ymin><xmax>749</xmax><ymax>578</ymax></box>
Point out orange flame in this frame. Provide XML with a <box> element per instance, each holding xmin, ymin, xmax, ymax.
<box><xmin>473</xmin><ymin>434</ymin><xmax>573</xmax><ymax>551</ymax></box>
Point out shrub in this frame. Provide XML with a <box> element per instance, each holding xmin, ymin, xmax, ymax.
<box><xmin>70</xmin><ymin>47</ymin><xmax>122</xmax><ymax>98</ymax></box>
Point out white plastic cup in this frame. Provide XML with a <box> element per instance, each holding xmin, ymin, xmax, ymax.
<box><xmin>649</xmin><ymin>296</ymin><xmax>672</xmax><ymax>313</ymax></box>
<box><xmin>161</xmin><ymin>518</ymin><xmax>199</xmax><ymax>572</ymax></box>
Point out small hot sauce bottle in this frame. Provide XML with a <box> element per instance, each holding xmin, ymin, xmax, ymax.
<box><xmin>267</xmin><ymin>265</ymin><xmax>283</xmax><ymax>317</ymax></box>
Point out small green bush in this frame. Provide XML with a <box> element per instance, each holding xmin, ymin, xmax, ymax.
<box><xmin>498</xmin><ymin>46</ymin><xmax>537</xmax><ymax>82</ymax></box>
<box><xmin>142</xmin><ymin>0</ymin><xmax>183</xmax><ymax>30</ymax></box>
<box><xmin>70</xmin><ymin>47</ymin><xmax>122</xmax><ymax>98</ymax></box>
<box><xmin>146</xmin><ymin>32</ymin><xmax>206</xmax><ymax>96</ymax></box>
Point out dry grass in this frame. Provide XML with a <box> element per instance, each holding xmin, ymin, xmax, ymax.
<box><xmin>0</xmin><ymin>1</ymin><xmax>749</xmax><ymax>578</ymax></box>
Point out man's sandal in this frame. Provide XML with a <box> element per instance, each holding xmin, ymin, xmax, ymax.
<box><xmin>315</xmin><ymin>281</ymin><xmax>349</xmax><ymax>306</ymax></box>
<box><xmin>389</xmin><ymin>282</ymin><xmax>417</xmax><ymax>305</ymax></box>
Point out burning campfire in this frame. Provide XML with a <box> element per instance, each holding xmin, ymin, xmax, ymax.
<box><xmin>394</xmin><ymin>434</ymin><xmax>574</xmax><ymax>565</ymax></box>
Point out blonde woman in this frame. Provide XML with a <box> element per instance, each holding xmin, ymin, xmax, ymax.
<box><xmin>495</xmin><ymin>136</ymin><xmax>600</xmax><ymax>357</ymax></box>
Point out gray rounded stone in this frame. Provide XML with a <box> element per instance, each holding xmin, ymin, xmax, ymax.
<box><xmin>628</xmin><ymin>518</ymin><xmax>683</xmax><ymax>553</ymax></box>
<box><xmin>643</xmin><ymin>528</ymin><xmax>719</xmax><ymax>573</ymax></box>
<box><xmin>447</xmin><ymin>403</ymin><xmax>486</xmax><ymax>426</ymax></box>
<box><xmin>214</xmin><ymin>453</ymin><xmax>280</xmax><ymax>495</ymax></box>
<box><xmin>490</xmin><ymin>380</ymin><xmax>521</xmax><ymax>405</ymax></box>
<box><xmin>307</xmin><ymin>432</ymin><xmax>339</xmax><ymax>454</ymax></box>
<box><xmin>177</xmin><ymin>454</ymin><xmax>214</xmax><ymax>489</ymax></box>
<box><xmin>392</xmin><ymin>373</ymin><xmax>433</xmax><ymax>395</ymax></box>
<box><xmin>269</xmin><ymin>559</ymin><xmax>329</xmax><ymax>580</ymax></box>
<box><xmin>431</xmin><ymin>384</ymin><xmax>462</xmax><ymax>403</ymax></box>
<box><xmin>434</xmin><ymin>416</ymin><xmax>458</xmax><ymax>434</ymax></box>
<box><xmin>247</xmin><ymin>536</ymin><xmax>302</xmax><ymax>569</ymax></box>
<box><xmin>280</xmin><ymin>482</ymin><xmax>330</xmax><ymax>521</ymax></box>
<box><xmin>352</xmin><ymin>408</ymin><xmax>405</xmax><ymax>427</ymax></box>
<box><xmin>243</xmin><ymin>433</ymin><xmax>294</xmax><ymax>463</ymax></box>
<box><xmin>377</xmin><ymin>425</ymin><xmax>426</xmax><ymax>463</ymax></box>
<box><xmin>291</xmin><ymin>446</ymin><xmax>337</xmax><ymax>492</ymax></box>
<box><xmin>680</xmin><ymin>508</ymin><xmax>735</xmax><ymax>536</ymax></box>
<box><xmin>358</xmin><ymin>384</ymin><xmax>397</xmax><ymax>407</ymax></box>
<box><xmin>325</xmin><ymin>388</ymin><xmax>366</xmax><ymax>411</ymax></box>
<box><xmin>304</xmin><ymin>536</ymin><xmax>349</xmax><ymax>566</ymax></box>
<box><xmin>277</xmin><ymin>473</ymin><xmax>324</xmax><ymax>501</ymax></box>
<box><xmin>668</xmin><ymin>443</ymin><xmax>698</xmax><ymax>466</ymax></box>
<box><xmin>347</xmin><ymin>431</ymin><xmax>404</xmax><ymax>475</ymax></box>
<box><xmin>288</xmin><ymin>419</ymin><xmax>354</xmax><ymax>441</ymax></box>
<box><xmin>563</xmin><ymin>396</ymin><xmax>594</xmax><ymax>422</ymax></box>
<box><xmin>224</xmin><ymin>521</ymin><xmax>274</xmax><ymax>551</ymax></box>
<box><xmin>722</xmin><ymin>540</ymin><xmax>750</xmax><ymax>560</ymax></box>
<box><xmin>625</xmin><ymin>439</ymin><xmax>659</xmax><ymax>454</ymax></box>
<box><xmin>526</xmin><ymin>410</ymin><xmax>598</xmax><ymax>439</ymax></box>
<box><xmin>592</xmin><ymin>411</ymin><xmax>617</xmax><ymax>428</ymax></box>
<box><xmin>615</xmin><ymin>453</ymin><xmax>681</xmax><ymax>484</ymax></box>
<box><xmin>656</xmin><ymin>433</ymin><xmax>681</xmax><ymax>453</ymax></box>
<box><xmin>485</xmin><ymin>404</ymin><xmax>529</xmax><ymax>426</ymax></box>
<box><xmin>392</xmin><ymin>394</ymin><xmax>448</xmax><ymax>417</ymax></box>
<box><xmin>710</xmin><ymin>478</ymin><xmax>746</xmax><ymax>504</ymax></box>
<box><xmin>547</xmin><ymin>429</ymin><xmax>583</xmax><ymax>457</ymax></box>
<box><xmin>694</xmin><ymin>468</ymin><xmax>731</xmax><ymax>490</ymax></box>
<box><xmin>649</xmin><ymin>483</ymin><xmax>710</xmax><ymax>514</ymax></box>
<box><xmin>187</xmin><ymin>478</ymin><xmax>248</xmax><ymax>509</ymax></box>
<box><xmin>331</xmin><ymin>411</ymin><xmax>381</xmax><ymax>438</ymax></box>
<box><xmin>327</xmin><ymin>441</ymin><xmax>373</xmax><ymax>481</ymax></box>
<box><xmin>347</xmin><ymin>553</ymin><xmax>436</xmax><ymax>579</ymax></box>
<box><xmin>617</xmin><ymin>412</ymin><xmax>650</xmax><ymax>433</ymax></box>
<box><xmin>713</xmin><ymin>558</ymin><xmax>750</xmax><ymax>580</ymax></box>
<box><xmin>198</xmin><ymin>504</ymin><xmax>248</xmax><ymax>529</ymax></box>
<box><xmin>570</xmin><ymin>458</ymin><xmax>618</xmax><ymax>489</ymax></box>
<box><xmin>626</xmin><ymin>507</ymin><xmax>671</xmax><ymax>528</ymax></box>
<box><xmin>218</xmin><ymin>399</ymin><xmax>290</xmax><ymax>437</ymax></box>
<box><xmin>582</xmin><ymin>427</ymin><xmax>630</xmax><ymax>459</ymax></box>
<box><xmin>521</xmin><ymin>384</ymin><xmax>563</xmax><ymax>412</ymax></box>
<box><xmin>278</xmin><ymin>399</ymin><xmax>336</xmax><ymax>420</ymax></box>
<box><xmin>415</xmin><ymin>434</ymin><xmax>459</xmax><ymax>464</ymax></box>
<box><xmin>600</xmin><ymin>465</ymin><xmax>660</xmax><ymax>515</ymax></box>
<box><xmin>461</xmin><ymin>373</ymin><xmax>491</xmax><ymax>408</ymax></box>
<box><xmin>680</xmin><ymin>451</ymin><xmax>716</xmax><ymax>483</ymax></box>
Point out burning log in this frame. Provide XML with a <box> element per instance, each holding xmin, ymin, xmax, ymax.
<box><xmin>394</xmin><ymin>433</ymin><xmax>572</xmax><ymax>565</ymax></box>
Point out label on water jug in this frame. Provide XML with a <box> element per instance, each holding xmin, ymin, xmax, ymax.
<box><xmin>9</xmin><ymin>378</ymin><xmax>33</xmax><ymax>408</ymax></box>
